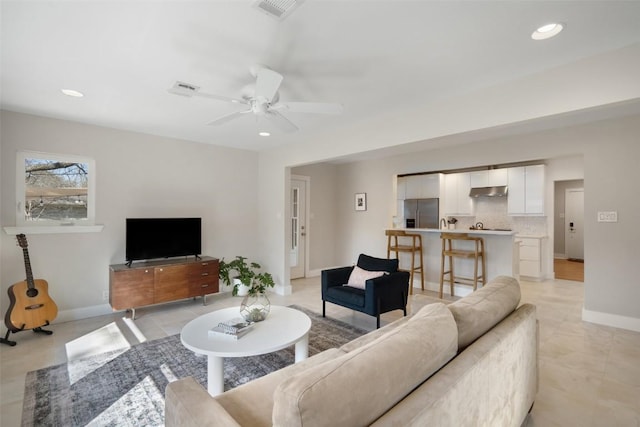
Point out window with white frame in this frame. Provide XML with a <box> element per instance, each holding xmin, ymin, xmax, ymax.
<box><xmin>16</xmin><ymin>151</ymin><xmax>96</xmax><ymax>226</ymax></box>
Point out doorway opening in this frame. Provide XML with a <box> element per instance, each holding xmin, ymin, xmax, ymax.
<box><xmin>290</xmin><ymin>176</ymin><xmax>309</xmax><ymax>279</ymax></box>
<box><xmin>553</xmin><ymin>180</ymin><xmax>584</xmax><ymax>282</ymax></box>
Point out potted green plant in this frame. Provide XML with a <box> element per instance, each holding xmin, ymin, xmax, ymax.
<box><xmin>218</xmin><ymin>256</ymin><xmax>275</xmax><ymax>296</ymax></box>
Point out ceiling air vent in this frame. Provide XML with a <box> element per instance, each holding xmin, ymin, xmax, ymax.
<box><xmin>252</xmin><ymin>0</ymin><xmax>305</xmax><ymax>20</ymax></box>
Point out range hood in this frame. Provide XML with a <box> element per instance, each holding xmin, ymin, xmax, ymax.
<box><xmin>469</xmin><ymin>186</ymin><xmax>508</xmax><ymax>198</ymax></box>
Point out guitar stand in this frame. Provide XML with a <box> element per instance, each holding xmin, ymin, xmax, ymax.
<box><xmin>0</xmin><ymin>321</ymin><xmax>53</xmax><ymax>347</ymax></box>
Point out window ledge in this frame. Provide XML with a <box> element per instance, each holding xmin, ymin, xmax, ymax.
<box><xmin>3</xmin><ymin>225</ymin><xmax>105</xmax><ymax>235</ymax></box>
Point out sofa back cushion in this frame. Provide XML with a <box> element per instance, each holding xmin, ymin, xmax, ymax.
<box><xmin>357</xmin><ymin>253</ymin><xmax>398</xmax><ymax>273</ymax></box>
<box><xmin>272</xmin><ymin>303</ymin><xmax>458</xmax><ymax>427</ymax></box>
<box><xmin>447</xmin><ymin>275</ymin><xmax>521</xmax><ymax>351</ymax></box>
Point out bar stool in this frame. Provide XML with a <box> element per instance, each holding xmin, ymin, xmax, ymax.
<box><xmin>386</xmin><ymin>230</ymin><xmax>424</xmax><ymax>295</ymax></box>
<box><xmin>439</xmin><ymin>233</ymin><xmax>486</xmax><ymax>298</ymax></box>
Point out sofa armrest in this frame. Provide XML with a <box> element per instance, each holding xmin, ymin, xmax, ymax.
<box><xmin>364</xmin><ymin>271</ymin><xmax>410</xmax><ymax>308</ymax></box>
<box><xmin>165</xmin><ymin>377</ymin><xmax>241</xmax><ymax>427</ymax></box>
<box><xmin>364</xmin><ymin>271</ymin><xmax>409</xmax><ymax>316</ymax></box>
<box><xmin>321</xmin><ymin>266</ymin><xmax>354</xmax><ymax>294</ymax></box>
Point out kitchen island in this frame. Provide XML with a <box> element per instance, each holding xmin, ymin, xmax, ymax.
<box><xmin>392</xmin><ymin>228</ymin><xmax>518</xmax><ymax>297</ymax></box>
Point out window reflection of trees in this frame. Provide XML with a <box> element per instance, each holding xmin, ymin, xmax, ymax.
<box><xmin>25</xmin><ymin>160</ymin><xmax>89</xmax><ymax>221</ymax></box>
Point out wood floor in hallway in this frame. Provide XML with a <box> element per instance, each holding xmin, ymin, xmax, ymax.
<box><xmin>554</xmin><ymin>258</ymin><xmax>584</xmax><ymax>282</ymax></box>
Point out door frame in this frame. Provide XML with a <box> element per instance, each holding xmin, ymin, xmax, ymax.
<box><xmin>291</xmin><ymin>175</ymin><xmax>310</xmax><ymax>278</ymax></box>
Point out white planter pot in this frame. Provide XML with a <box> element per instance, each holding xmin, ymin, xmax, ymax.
<box><xmin>233</xmin><ymin>278</ymin><xmax>251</xmax><ymax>296</ymax></box>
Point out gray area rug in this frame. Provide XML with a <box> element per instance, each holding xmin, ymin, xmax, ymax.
<box><xmin>21</xmin><ymin>305</ymin><xmax>367</xmax><ymax>426</ymax></box>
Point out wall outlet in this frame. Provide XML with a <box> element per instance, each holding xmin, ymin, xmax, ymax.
<box><xmin>597</xmin><ymin>211</ymin><xmax>618</xmax><ymax>222</ymax></box>
<box><xmin>102</xmin><ymin>290</ymin><xmax>109</xmax><ymax>301</ymax></box>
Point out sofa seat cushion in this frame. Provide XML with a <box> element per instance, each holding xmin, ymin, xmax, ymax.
<box><xmin>326</xmin><ymin>285</ymin><xmax>365</xmax><ymax>307</ymax></box>
<box><xmin>447</xmin><ymin>275</ymin><xmax>521</xmax><ymax>351</ymax></box>
<box><xmin>272</xmin><ymin>303</ymin><xmax>458</xmax><ymax>427</ymax></box>
<box><xmin>213</xmin><ymin>348</ymin><xmax>346</xmax><ymax>427</ymax></box>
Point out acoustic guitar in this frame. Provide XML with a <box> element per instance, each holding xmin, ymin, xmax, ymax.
<box><xmin>4</xmin><ymin>234</ymin><xmax>58</xmax><ymax>333</ymax></box>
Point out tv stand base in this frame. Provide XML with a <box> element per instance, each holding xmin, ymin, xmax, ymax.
<box><xmin>110</xmin><ymin>256</ymin><xmax>219</xmax><ymax>315</ymax></box>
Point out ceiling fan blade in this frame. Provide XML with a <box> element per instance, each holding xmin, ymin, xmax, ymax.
<box><xmin>265</xmin><ymin>110</ymin><xmax>299</xmax><ymax>133</ymax></box>
<box><xmin>192</xmin><ymin>91</ymin><xmax>248</xmax><ymax>105</ymax></box>
<box><xmin>168</xmin><ymin>86</ymin><xmax>247</xmax><ymax>105</ymax></box>
<box><xmin>255</xmin><ymin>68</ymin><xmax>283</xmax><ymax>102</ymax></box>
<box><xmin>206</xmin><ymin>109</ymin><xmax>251</xmax><ymax>126</ymax></box>
<box><xmin>274</xmin><ymin>101</ymin><xmax>344</xmax><ymax>114</ymax></box>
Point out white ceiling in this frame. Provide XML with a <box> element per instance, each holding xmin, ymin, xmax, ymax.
<box><xmin>2</xmin><ymin>1</ymin><xmax>640</xmax><ymax>152</ymax></box>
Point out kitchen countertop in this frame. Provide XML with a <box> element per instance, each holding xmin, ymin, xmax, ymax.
<box><xmin>395</xmin><ymin>228</ymin><xmax>516</xmax><ymax>236</ymax></box>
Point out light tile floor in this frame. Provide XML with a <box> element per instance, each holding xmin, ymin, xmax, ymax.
<box><xmin>1</xmin><ymin>277</ymin><xmax>639</xmax><ymax>426</ymax></box>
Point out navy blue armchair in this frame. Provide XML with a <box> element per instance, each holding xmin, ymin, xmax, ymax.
<box><xmin>321</xmin><ymin>254</ymin><xmax>410</xmax><ymax>328</ymax></box>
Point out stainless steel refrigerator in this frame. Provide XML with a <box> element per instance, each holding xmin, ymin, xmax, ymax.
<box><xmin>404</xmin><ymin>198</ymin><xmax>439</xmax><ymax>228</ymax></box>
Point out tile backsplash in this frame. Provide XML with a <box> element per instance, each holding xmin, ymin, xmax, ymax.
<box><xmin>452</xmin><ymin>198</ymin><xmax>547</xmax><ymax>236</ymax></box>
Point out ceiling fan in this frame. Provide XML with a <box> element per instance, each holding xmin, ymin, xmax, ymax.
<box><xmin>168</xmin><ymin>66</ymin><xmax>343</xmax><ymax>133</ymax></box>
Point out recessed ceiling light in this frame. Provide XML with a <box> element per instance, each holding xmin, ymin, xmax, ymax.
<box><xmin>532</xmin><ymin>23</ymin><xmax>564</xmax><ymax>40</ymax></box>
<box><xmin>61</xmin><ymin>89</ymin><xmax>84</xmax><ymax>97</ymax></box>
<box><xmin>258</xmin><ymin>131</ymin><xmax>270</xmax><ymax>137</ymax></box>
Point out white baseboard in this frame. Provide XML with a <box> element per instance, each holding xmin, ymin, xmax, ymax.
<box><xmin>0</xmin><ymin>305</ymin><xmax>117</xmax><ymax>336</ymax></box>
<box><xmin>582</xmin><ymin>307</ymin><xmax>640</xmax><ymax>332</ymax></box>
<box><xmin>57</xmin><ymin>303</ymin><xmax>117</xmax><ymax>323</ymax></box>
<box><xmin>274</xmin><ymin>283</ymin><xmax>292</xmax><ymax>296</ymax></box>
<box><xmin>307</xmin><ymin>268</ymin><xmax>323</xmax><ymax>277</ymax></box>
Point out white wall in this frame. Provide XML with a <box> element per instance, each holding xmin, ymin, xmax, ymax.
<box><xmin>260</xmin><ymin>114</ymin><xmax>640</xmax><ymax>331</ymax></box>
<box><xmin>0</xmin><ymin>111</ymin><xmax>260</xmax><ymax>324</ymax></box>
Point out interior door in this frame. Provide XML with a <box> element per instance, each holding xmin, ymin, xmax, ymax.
<box><xmin>565</xmin><ymin>188</ymin><xmax>584</xmax><ymax>260</ymax></box>
<box><xmin>290</xmin><ymin>178</ymin><xmax>307</xmax><ymax>279</ymax></box>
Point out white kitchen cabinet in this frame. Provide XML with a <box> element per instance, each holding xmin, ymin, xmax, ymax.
<box><xmin>524</xmin><ymin>165</ymin><xmax>545</xmax><ymax>214</ymax></box>
<box><xmin>470</xmin><ymin>171</ymin><xmax>489</xmax><ymax>188</ymax></box>
<box><xmin>443</xmin><ymin>174</ymin><xmax>458</xmax><ymax>214</ymax></box>
<box><xmin>518</xmin><ymin>236</ymin><xmax>546</xmax><ymax>280</ymax></box>
<box><xmin>489</xmin><ymin>169</ymin><xmax>508</xmax><ymax>186</ymax></box>
<box><xmin>405</xmin><ymin>175</ymin><xmax>421</xmax><ymax>199</ymax></box>
<box><xmin>507</xmin><ymin>167</ymin><xmax>526</xmax><ymax>213</ymax></box>
<box><xmin>421</xmin><ymin>174</ymin><xmax>441</xmax><ymax>198</ymax></box>
<box><xmin>508</xmin><ymin>165</ymin><xmax>545</xmax><ymax>215</ymax></box>
<box><xmin>403</xmin><ymin>174</ymin><xmax>441</xmax><ymax>199</ymax></box>
<box><xmin>443</xmin><ymin>172</ymin><xmax>472</xmax><ymax>215</ymax></box>
<box><xmin>396</xmin><ymin>176</ymin><xmax>407</xmax><ymax>200</ymax></box>
<box><xmin>469</xmin><ymin>169</ymin><xmax>508</xmax><ymax>188</ymax></box>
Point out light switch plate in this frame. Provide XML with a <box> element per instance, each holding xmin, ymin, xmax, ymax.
<box><xmin>597</xmin><ymin>211</ymin><xmax>618</xmax><ymax>222</ymax></box>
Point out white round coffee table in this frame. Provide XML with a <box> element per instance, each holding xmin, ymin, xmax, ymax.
<box><xmin>180</xmin><ymin>305</ymin><xmax>312</xmax><ymax>396</ymax></box>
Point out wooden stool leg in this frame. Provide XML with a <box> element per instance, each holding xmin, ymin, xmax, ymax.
<box><xmin>473</xmin><ymin>249</ymin><xmax>479</xmax><ymax>292</ymax></box>
<box><xmin>409</xmin><ymin>251</ymin><xmax>415</xmax><ymax>296</ymax></box>
<box><xmin>481</xmin><ymin>240</ymin><xmax>486</xmax><ymax>285</ymax></box>
<box><xmin>439</xmin><ymin>240</ymin><xmax>446</xmax><ymax>298</ymax></box>
<box><xmin>449</xmin><ymin>252</ymin><xmax>455</xmax><ymax>297</ymax></box>
<box><xmin>419</xmin><ymin>246</ymin><xmax>424</xmax><ymax>291</ymax></box>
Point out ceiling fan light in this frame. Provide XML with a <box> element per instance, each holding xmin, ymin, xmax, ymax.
<box><xmin>532</xmin><ymin>22</ymin><xmax>564</xmax><ymax>40</ymax></box>
<box><xmin>61</xmin><ymin>89</ymin><xmax>84</xmax><ymax>97</ymax></box>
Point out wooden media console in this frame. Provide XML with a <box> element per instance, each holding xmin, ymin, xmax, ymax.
<box><xmin>109</xmin><ymin>256</ymin><xmax>219</xmax><ymax>317</ymax></box>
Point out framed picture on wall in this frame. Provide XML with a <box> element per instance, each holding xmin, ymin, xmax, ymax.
<box><xmin>355</xmin><ymin>193</ymin><xmax>367</xmax><ymax>211</ymax></box>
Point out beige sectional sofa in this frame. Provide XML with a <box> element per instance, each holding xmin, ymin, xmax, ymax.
<box><xmin>165</xmin><ymin>276</ymin><xmax>538</xmax><ymax>426</ymax></box>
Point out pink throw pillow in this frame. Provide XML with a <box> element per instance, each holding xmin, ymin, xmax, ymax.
<box><xmin>345</xmin><ymin>266</ymin><xmax>386</xmax><ymax>289</ymax></box>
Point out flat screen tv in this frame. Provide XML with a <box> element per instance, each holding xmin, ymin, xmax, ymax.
<box><xmin>126</xmin><ymin>218</ymin><xmax>201</xmax><ymax>263</ymax></box>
